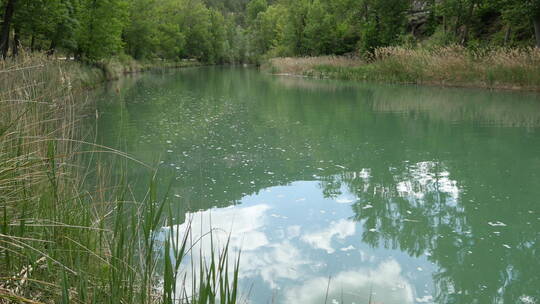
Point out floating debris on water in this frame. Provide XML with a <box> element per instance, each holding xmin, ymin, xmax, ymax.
<box><xmin>519</xmin><ymin>295</ymin><xmax>536</xmax><ymax>304</ymax></box>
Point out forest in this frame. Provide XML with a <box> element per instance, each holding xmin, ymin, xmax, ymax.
<box><xmin>1</xmin><ymin>0</ymin><xmax>539</xmax><ymax>63</ymax></box>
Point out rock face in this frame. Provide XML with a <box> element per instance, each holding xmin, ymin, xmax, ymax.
<box><xmin>411</xmin><ymin>0</ymin><xmax>432</xmax><ymax>12</ymax></box>
<box><xmin>408</xmin><ymin>0</ymin><xmax>433</xmax><ymax>37</ymax></box>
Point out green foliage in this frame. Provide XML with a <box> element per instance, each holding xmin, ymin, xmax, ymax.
<box><xmin>245</xmin><ymin>0</ymin><xmax>540</xmax><ymax>58</ymax></box>
<box><xmin>355</xmin><ymin>0</ymin><xmax>410</xmax><ymax>54</ymax></box>
<box><xmin>2</xmin><ymin>0</ymin><xmax>540</xmax><ymax>63</ymax></box>
<box><xmin>248</xmin><ymin>4</ymin><xmax>286</xmax><ymax>57</ymax></box>
<box><xmin>303</xmin><ymin>0</ymin><xmax>332</xmax><ymax>55</ymax></box>
<box><xmin>246</xmin><ymin>0</ymin><xmax>267</xmax><ymax>24</ymax></box>
<box><xmin>76</xmin><ymin>0</ymin><xmax>129</xmax><ymax>60</ymax></box>
<box><xmin>247</xmin><ymin>0</ymin><xmax>410</xmax><ymax>57</ymax></box>
<box><xmin>282</xmin><ymin>0</ymin><xmax>310</xmax><ymax>55</ymax></box>
<box><xmin>4</xmin><ymin>0</ymin><xmax>245</xmax><ymax>63</ymax></box>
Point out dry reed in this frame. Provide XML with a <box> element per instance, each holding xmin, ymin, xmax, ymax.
<box><xmin>265</xmin><ymin>46</ymin><xmax>540</xmax><ymax>90</ymax></box>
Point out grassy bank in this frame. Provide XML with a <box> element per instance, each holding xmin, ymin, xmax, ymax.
<box><xmin>94</xmin><ymin>56</ymin><xmax>202</xmax><ymax>82</ymax></box>
<box><xmin>0</xmin><ymin>56</ymin><xmax>237</xmax><ymax>303</ymax></box>
<box><xmin>264</xmin><ymin>46</ymin><xmax>540</xmax><ymax>91</ymax></box>
<box><xmin>0</xmin><ymin>54</ymin><xmax>203</xmax><ymax>90</ymax></box>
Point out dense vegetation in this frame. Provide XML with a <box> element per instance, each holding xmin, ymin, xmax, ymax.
<box><xmin>0</xmin><ymin>56</ymin><xmax>241</xmax><ymax>303</ymax></box>
<box><xmin>0</xmin><ymin>0</ymin><xmax>249</xmax><ymax>62</ymax></box>
<box><xmin>246</xmin><ymin>0</ymin><xmax>540</xmax><ymax>58</ymax></box>
<box><xmin>1</xmin><ymin>0</ymin><xmax>539</xmax><ymax>64</ymax></box>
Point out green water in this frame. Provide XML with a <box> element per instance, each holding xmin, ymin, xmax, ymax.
<box><xmin>91</xmin><ymin>67</ymin><xmax>540</xmax><ymax>304</ymax></box>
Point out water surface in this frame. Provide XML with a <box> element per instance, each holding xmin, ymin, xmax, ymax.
<box><xmin>91</xmin><ymin>67</ymin><xmax>540</xmax><ymax>304</ymax></box>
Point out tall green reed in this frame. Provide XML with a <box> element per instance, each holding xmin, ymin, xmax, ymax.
<box><xmin>0</xmin><ymin>54</ymin><xmax>240</xmax><ymax>304</ymax></box>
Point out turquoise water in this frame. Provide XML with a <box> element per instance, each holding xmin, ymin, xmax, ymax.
<box><xmin>91</xmin><ymin>67</ymin><xmax>540</xmax><ymax>304</ymax></box>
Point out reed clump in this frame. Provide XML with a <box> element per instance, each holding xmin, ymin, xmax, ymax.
<box><xmin>266</xmin><ymin>46</ymin><xmax>540</xmax><ymax>91</ymax></box>
<box><xmin>0</xmin><ymin>55</ymin><xmax>239</xmax><ymax>303</ymax></box>
<box><xmin>264</xmin><ymin>56</ymin><xmax>361</xmax><ymax>76</ymax></box>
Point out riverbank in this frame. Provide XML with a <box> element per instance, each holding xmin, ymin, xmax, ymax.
<box><xmin>60</xmin><ymin>56</ymin><xmax>202</xmax><ymax>89</ymax></box>
<box><xmin>263</xmin><ymin>46</ymin><xmax>540</xmax><ymax>91</ymax></box>
<box><xmin>0</xmin><ymin>56</ymin><xmax>236</xmax><ymax>303</ymax></box>
<box><xmin>94</xmin><ymin>56</ymin><xmax>202</xmax><ymax>81</ymax></box>
<box><xmin>0</xmin><ymin>55</ymin><xmax>202</xmax><ymax>91</ymax></box>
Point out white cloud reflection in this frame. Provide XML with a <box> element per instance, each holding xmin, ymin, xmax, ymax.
<box><xmin>240</xmin><ymin>240</ymin><xmax>311</xmax><ymax>289</ymax></box>
<box><xmin>396</xmin><ymin>161</ymin><xmax>460</xmax><ymax>204</ymax></box>
<box><xmin>157</xmin><ymin>178</ymin><xmax>433</xmax><ymax>303</ymax></box>
<box><xmin>283</xmin><ymin>259</ymin><xmax>415</xmax><ymax>304</ymax></box>
<box><xmin>164</xmin><ymin>204</ymin><xmax>270</xmax><ymax>253</ymax></box>
<box><xmin>158</xmin><ymin>204</ymin><xmax>271</xmax><ymax>297</ymax></box>
<box><xmin>160</xmin><ymin>203</ymin><xmax>315</xmax><ymax>293</ymax></box>
<box><xmin>301</xmin><ymin>219</ymin><xmax>356</xmax><ymax>254</ymax></box>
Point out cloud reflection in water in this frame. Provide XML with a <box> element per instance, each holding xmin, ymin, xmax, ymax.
<box><xmin>160</xmin><ymin>179</ymin><xmax>435</xmax><ymax>303</ymax></box>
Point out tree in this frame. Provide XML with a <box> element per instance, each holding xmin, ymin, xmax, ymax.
<box><xmin>357</xmin><ymin>0</ymin><xmax>410</xmax><ymax>54</ymax></box>
<box><xmin>155</xmin><ymin>0</ymin><xmax>186</xmax><ymax>60</ymax></box>
<box><xmin>246</xmin><ymin>0</ymin><xmax>267</xmax><ymax>25</ymax></box>
<box><xmin>248</xmin><ymin>4</ymin><xmax>286</xmax><ymax>56</ymax></box>
<box><xmin>178</xmin><ymin>0</ymin><xmax>213</xmax><ymax>61</ymax></box>
<box><xmin>512</xmin><ymin>0</ymin><xmax>540</xmax><ymax>47</ymax></box>
<box><xmin>208</xmin><ymin>8</ymin><xmax>227</xmax><ymax>63</ymax></box>
<box><xmin>123</xmin><ymin>0</ymin><xmax>159</xmax><ymax>59</ymax></box>
<box><xmin>76</xmin><ymin>0</ymin><xmax>129</xmax><ymax>60</ymax></box>
<box><xmin>303</xmin><ymin>0</ymin><xmax>331</xmax><ymax>55</ymax></box>
<box><xmin>282</xmin><ymin>0</ymin><xmax>310</xmax><ymax>55</ymax></box>
<box><xmin>0</xmin><ymin>0</ymin><xmax>17</xmax><ymax>58</ymax></box>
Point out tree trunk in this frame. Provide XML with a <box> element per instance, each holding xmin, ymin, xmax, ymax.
<box><xmin>12</xmin><ymin>24</ymin><xmax>20</xmax><ymax>56</ymax></box>
<box><xmin>47</xmin><ymin>39</ymin><xmax>57</xmax><ymax>57</ymax></box>
<box><xmin>503</xmin><ymin>25</ymin><xmax>511</xmax><ymax>46</ymax></box>
<box><xmin>0</xmin><ymin>0</ymin><xmax>17</xmax><ymax>59</ymax></box>
<box><xmin>443</xmin><ymin>15</ymin><xmax>447</xmax><ymax>34</ymax></box>
<box><xmin>460</xmin><ymin>1</ymin><xmax>476</xmax><ymax>45</ymax></box>
<box><xmin>30</xmin><ymin>34</ymin><xmax>35</xmax><ymax>52</ymax></box>
<box><xmin>534</xmin><ymin>15</ymin><xmax>540</xmax><ymax>48</ymax></box>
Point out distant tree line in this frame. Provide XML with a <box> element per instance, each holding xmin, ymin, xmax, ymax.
<box><xmin>246</xmin><ymin>0</ymin><xmax>540</xmax><ymax>58</ymax></box>
<box><xmin>0</xmin><ymin>0</ymin><xmax>251</xmax><ymax>62</ymax></box>
<box><xmin>0</xmin><ymin>0</ymin><xmax>539</xmax><ymax>62</ymax></box>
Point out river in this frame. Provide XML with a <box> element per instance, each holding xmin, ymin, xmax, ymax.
<box><xmin>89</xmin><ymin>67</ymin><xmax>540</xmax><ymax>304</ymax></box>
